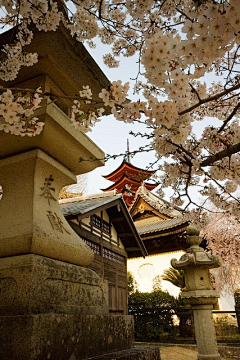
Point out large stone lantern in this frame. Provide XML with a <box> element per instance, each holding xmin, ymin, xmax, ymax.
<box><xmin>0</xmin><ymin>24</ymin><xmax>160</xmax><ymax>360</ymax></box>
<box><xmin>171</xmin><ymin>226</ymin><xmax>222</xmax><ymax>360</ymax></box>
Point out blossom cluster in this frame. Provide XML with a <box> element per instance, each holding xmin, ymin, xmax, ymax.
<box><xmin>1</xmin><ymin>0</ymin><xmax>240</xmax><ymax>215</ymax></box>
<box><xmin>71</xmin><ymin>86</ymin><xmax>104</xmax><ymax>132</ymax></box>
<box><xmin>0</xmin><ymin>89</ymin><xmax>44</xmax><ymax>136</ymax></box>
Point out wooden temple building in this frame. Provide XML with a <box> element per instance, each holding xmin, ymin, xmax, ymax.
<box><xmin>60</xmin><ymin>161</ymin><xmax>189</xmax><ymax>314</ymax></box>
<box><xmin>102</xmin><ymin>160</ymin><xmax>190</xmax><ymax>254</ymax></box>
<box><xmin>129</xmin><ymin>184</ymin><xmax>189</xmax><ymax>255</ymax></box>
<box><xmin>60</xmin><ymin>191</ymin><xmax>147</xmax><ymax>315</ymax></box>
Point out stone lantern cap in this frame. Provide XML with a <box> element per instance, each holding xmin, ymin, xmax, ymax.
<box><xmin>171</xmin><ymin>226</ymin><xmax>222</xmax><ymax>270</ymax></box>
<box><xmin>0</xmin><ymin>103</ymin><xmax>105</xmax><ymax>175</ymax></box>
<box><xmin>0</xmin><ymin>21</ymin><xmax>112</xmax><ymax>175</ymax></box>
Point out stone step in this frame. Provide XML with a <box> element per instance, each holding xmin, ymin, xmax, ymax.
<box><xmin>86</xmin><ymin>346</ymin><xmax>160</xmax><ymax>360</ymax></box>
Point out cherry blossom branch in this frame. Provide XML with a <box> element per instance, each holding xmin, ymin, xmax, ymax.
<box><xmin>179</xmin><ymin>82</ymin><xmax>240</xmax><ymax>116</ymax></box>
<box><xmin>0</xmin><ymin>86</ymin><xmax>103</xmax><ymax>103</ymax></box>
<box><xmin>201</xmin><ymin>142</ymin><xmax>240</xmax><ymax>167</ymax></box>
<box><xmin>218</xmin><ymin>102</ymin><xmax>240</xmax><ymax>133</ymax></box>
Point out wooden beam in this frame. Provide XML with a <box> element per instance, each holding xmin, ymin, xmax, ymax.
<box><xmin>110</xmin><ymin>216</ymin><xmax>125</xmax><ymax>222</ymax></box>
<box><xmin>118</xmin><ymin>232</ymin><xmax>133</xmax><ymax>237</ymax></box>
<box><xmin>125</xmin><ymin>247</ymin><xmax>140</xmax><ymax>251</ymax></box>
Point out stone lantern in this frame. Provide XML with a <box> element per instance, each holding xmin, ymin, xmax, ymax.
<box><xmin>171</xmin><ymin>226</ymin><xmax>222</xmax><ymax>360</ymax></box>
<box><xmin>0</xmin><ymin>24</ymin><xmax>160</xmax><ymax>360</ymax></box>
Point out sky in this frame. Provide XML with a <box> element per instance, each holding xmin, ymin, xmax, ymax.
<box><xmin>78</xmin><ymin>42</ymin><xmax>236</xmax><ymax>310</ymax></box>
<box><xmin>75</xmin><ymin>41</ymin><xmax>159</xmax><ymax>195</ymax></box>
<box><xmin>74</xmin><ymin>40</ymin><xmax>218</xmax><ymax>206</ymax></box>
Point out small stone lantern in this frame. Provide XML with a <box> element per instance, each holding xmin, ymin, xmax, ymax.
<box><xmin>171</xmin><ymin>226</ymin><xmax>222</xmax><ymax>360</ymax></box>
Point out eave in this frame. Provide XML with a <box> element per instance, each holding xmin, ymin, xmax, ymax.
<box><xmin>102</xmin><ymin>174</ymin><xmax>157</xmax><ymax>192</ymax></box>
<box><xmin>102</xmin><ymin>160</ymin><xmax>156</xmax><ymax>182</ymax></box>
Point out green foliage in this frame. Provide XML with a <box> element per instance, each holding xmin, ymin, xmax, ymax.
<box><xmin>128</xmin><ymin>288</ymin><xmax>181</xmax><ymax>341</ymax></box>
<box><xmin>162</xmin><ymin>267</ymin><xmax>186</xmax><ymax>291</ymax></box>
<box><xmin>152</xmin><ymin>274</ymin><xmax>162</xmax><ymax>291</ymax></box>
<box><xmin>128</xmin><ymin>289</ymin><xmax>180</xmax><ymax>308</ymax></box>
<box><xmin>127</xmin><ymin>271</ymin><xmax>138</xmax><ymax>295</ymax></box>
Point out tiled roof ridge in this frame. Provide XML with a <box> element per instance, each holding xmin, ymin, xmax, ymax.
<box><xmin>102</xmin><ymin>160</ymin><xmax>157</xmax><ymax>179</ymax></box>
<box><xmin>59</xmin><ymin>189</ymin><xmax>119</xmax><ymax>204</ymax></box>
<box><xmin>129</xmin><ymin>184</ymin><xmax>182</xmax><ymax>218</ymax></box>
<box><xmin>135</xmin><ymin>215</ymin><xmax>190</xmax><ymax>235</ymax></box>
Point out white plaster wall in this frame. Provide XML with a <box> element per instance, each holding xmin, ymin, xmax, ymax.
<box><xmin>127</xmin><ymin>252</ymin><xmax>184</xmax><ymax>297</ymax></box>
<box><xmin>127</xmin><ymin>252</ymin><xmax>235</xmax><ymax>310</ymax></box>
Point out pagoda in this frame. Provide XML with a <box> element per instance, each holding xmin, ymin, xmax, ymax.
<box><xmin>102</xmin><ymin>160</ymin><xmax>157</xmax><ymax>207</ymax></box>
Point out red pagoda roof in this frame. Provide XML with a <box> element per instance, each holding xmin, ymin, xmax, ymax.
<box><xmin>102</xmin><ymin>160</ymin><xmax>157</xmax><ymax>207</ymax></box>
<box><xmin>102</xmin><ymin>173</ymin><xmax>157</xmax><ymax>207</ymax></box>
<box><xmin>102</xmin><ymin>174</ymin><xmax>156</xmax><ymax>193</ymax></box>
<box><xmin>103</xmin><ymin>161</ymin><xmax>156</xmax><ymax>183</ymax></box>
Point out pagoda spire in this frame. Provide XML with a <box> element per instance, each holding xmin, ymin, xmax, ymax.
<box><xmin>127</xmin><ymin>139</ymin><xmax>130</xmax><ymax>163</ymax></box>
<box><xmin>124</xmin><ymin>138</ymin><xmax>131</xmax><ymax>163</ymax></box>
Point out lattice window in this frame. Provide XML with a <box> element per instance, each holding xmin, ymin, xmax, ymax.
<box><xmin>102</xmin><ymin>220</ymin><xmax>110</xmax><ymax>233</ymax></box>
<box><xmin>82</xmin><ymin>238</ymin><xmax>100</xmax><ymax>255</ymax></box>
<box><xmin>91</xmin><ymin>214</ymin><xmax>110</xmax><ymax>234</ymax></box>
<box><xmin>103</xmin><ymin>247</ymin><xmax>125</xmax><ymax>264</ymax></box>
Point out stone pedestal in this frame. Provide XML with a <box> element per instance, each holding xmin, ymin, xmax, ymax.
<box><xmin>171</xmin><ymin>226</ymin><xmax>221</xmax><ymax>360</ymax></box>
<box><xmin>0</xmin><ymin>254</ymin><xmax>127</xmax><ymax>360</ymax></box>
<box><xmin>0</xmin><ymin>254</ymin><xmax>160</xmax><ymax>360</ymax></box>
<box><xmin>0</xmin><ymin>254</ymin><xmax>109</xmax><ymax>316</ymax></box>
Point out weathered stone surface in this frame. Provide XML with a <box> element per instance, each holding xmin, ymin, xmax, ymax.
<box><xmin>0</xmin><ymin>254</ymin><xmax>108</xmax><ymax>316</ymax></box>
<box><xmin>0</xmin><ymin>314</ymin><xmax>135</xmax><ymax>360</ymax></box>
<box><xmin>87</xmin><ymin>346</ymin><xmax>161</xmax><ymax>359</ymax></box>
<box><xmin>0</xmin><ymin>255</ymin><xmax>160</xmax><ymax>360</ymax></box>
<box><xmin>0</xmin><ymin>97</ymin><xmax>105</xmax><ymax>175</ymax></box>
<box><xmin>171</xmin><ymin>227</ymin><xmax>221</xmax><ymax>360</ymax></box>
<box><xmin>0</xmin><ymin>150</ymin><xmax>95</xmax><ymax>266</ymax></box>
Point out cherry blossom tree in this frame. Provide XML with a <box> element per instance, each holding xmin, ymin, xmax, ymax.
<box><xmin>1</xmin><ymin>0</ymin><xmax>240</xmax><ymax>215</ymax></box>
<box><xmin>203</xmin><ymin>211</ymin><xmax>240</xmax><ymax>294</ymax></box>
<box><xmin>190</xmin><ymin>205</ymin><xmax>240</xmax><ymax>294</ymax></box>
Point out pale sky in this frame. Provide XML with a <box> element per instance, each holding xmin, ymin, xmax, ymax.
<box><xmin>79</xmin><ymin>41</ymin><xmax>216</xmax><ymax>204</ymax></box>
<box><xmin>82</xmin><ymin>45</ymin><xmax>235</xmax><ymax>310</ymax></box>
<box><xmin>80</xmin><ymin>42</ymin><xmax>159</xmax><ymax>195</ymax></box>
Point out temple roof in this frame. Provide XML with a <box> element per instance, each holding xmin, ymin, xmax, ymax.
<box><xmin>129</xmin><ymin>184</ymin><xmax>190</xmax><ymax>255</ymax></box>
<box><xmin>60</xmin><ymin>191</ymin><xmax>148</xmax><ymax>258</ymax></box>
<box><xmin>102</xmin><ymin>174</ymin><xmax>156</xmax><ymax>193</ymax></box>
<box><xmin>103</xmin><ymin>160</ymin><xmax>156</xmax><ymax>182</ymax></box>
<box><xmin>134</xmin><ymin>216</ymin><xmax>189</xmax><ymax>236</ymax></box>
<box><xmin>129</xmin><ymin>184</ymin><xmax>184</xmax><ymax>219</ymax></box>
<box><xmin>60</xmin><ymin>191</ymin><xmax>121</xmax><ymax>217</ymax></box>
<box><xmin>102</xmin><ymin>160</ymin><xmax>157</xmax><ymax>207</ymax></box>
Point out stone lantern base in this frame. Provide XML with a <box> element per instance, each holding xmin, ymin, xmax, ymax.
<box><xmin>0</xmin><ymin>254</ymin><xmax>160</xmax><ymax>360</ymax></box>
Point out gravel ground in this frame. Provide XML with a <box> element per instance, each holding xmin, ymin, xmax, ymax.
<box><xmin>136</xmin><ymin>343</ymin><xmax>236</xmax><ymax>360</ymax></box>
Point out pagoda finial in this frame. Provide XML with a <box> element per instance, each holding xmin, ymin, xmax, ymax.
<box><xmin>127</xmin><ymin>138</ymin><xmax>130</xmax><ymax>163</ymax></box>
